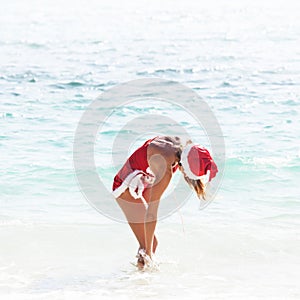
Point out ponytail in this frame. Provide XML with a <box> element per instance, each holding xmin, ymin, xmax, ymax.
<box><xmin>183</xmin><ymin>176</ymin><xmax>206</xmax><ymax>199</ymax></box>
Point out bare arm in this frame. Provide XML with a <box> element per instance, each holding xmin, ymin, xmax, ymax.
<box><xmin>144</xmin><ymin>148</ymin><xmax>173</xmax><ymax>257</ymax></box>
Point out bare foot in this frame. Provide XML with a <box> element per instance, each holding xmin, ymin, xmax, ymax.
<box><xmin>137</xmin><ymin>257</ymin><xmax>145</xmax><ymax>270</ymax></box>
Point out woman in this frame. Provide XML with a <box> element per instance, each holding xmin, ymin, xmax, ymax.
<box><xmin>112</xmin><ymin>136</ymin><xmax>218</xmax><ymax>269</ymax></box>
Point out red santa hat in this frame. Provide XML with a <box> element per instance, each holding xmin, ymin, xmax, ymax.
<box><xmin>181</xmin><ymin>144</ymin><xmax>218</xmax><ymax>183</ymax></box>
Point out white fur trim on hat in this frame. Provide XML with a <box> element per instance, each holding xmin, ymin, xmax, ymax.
<box><xmin>181</xmin><ymin>144</ymin><xmax>199</xmax><ymax>180</ymax></box>
<box><xmin>181</xmin><ymin>144</ymin><xmax>210</xmax><ymax>184</ymax></box>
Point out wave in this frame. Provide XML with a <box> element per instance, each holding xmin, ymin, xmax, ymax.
<box><xmin>225</xmin><ymin>156</ymin><xmax>300</xmax><ymax>169</ymax></box>
<box><xmin>136</xmin><ymin>67</ymin><xmax>203</xmax><ymax>76</ymax></box>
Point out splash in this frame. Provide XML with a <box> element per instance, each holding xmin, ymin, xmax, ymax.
<box><xmin>135</xmin><ymin>249</ymin><xmax>160</xmax><ymax>272</ymax></box>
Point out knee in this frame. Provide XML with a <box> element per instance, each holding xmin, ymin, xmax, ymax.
<box><xmin>145</xmin><ymin>213</ymin><xmax>157</xmax><ymax>222</ymax></box>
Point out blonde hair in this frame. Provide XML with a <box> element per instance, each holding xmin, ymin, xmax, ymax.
<box><xmin>179</xmin><ymin>139</ymin><xmax>206</xmax><ymax>199</ymax></box>
<box><xmin>183</xmin><ymin>176</ymin><xmax>206</xmax><ymax>199</ymax></box>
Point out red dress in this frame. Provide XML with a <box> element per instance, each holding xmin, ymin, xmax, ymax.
<box><xmin>112</xmin><ymin>137</ymin><xmax>178</xmax><ymax>200</ymax></box>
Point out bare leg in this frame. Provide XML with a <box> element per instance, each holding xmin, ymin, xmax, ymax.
<box><xmin>153</xmin><ymin>235</ymin><xmax>158</xmax><ymax>254</ymax></box>
<box><xmin>116</xmin><ymin>189</ymin><xmax>158</xmax><ymax>268</ymax></box>
<box><xmin>142</xmin><ymin>187</ymin><xmax>158</xmax><ymax>255</ymax></box>
<box><xmin>128</xmin><ymin>222</ymin><xmax>146</xmax><ymax>249</ymax></box>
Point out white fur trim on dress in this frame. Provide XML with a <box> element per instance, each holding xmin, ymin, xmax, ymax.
<box><xmin>112</xmin><ymin>168</ymin><xmax>155</xmax><ymax>207</ymax></box>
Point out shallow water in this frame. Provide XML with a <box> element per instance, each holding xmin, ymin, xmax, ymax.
<box><xmin>1</xmin><ymin>0</ymin><xmax>300</xmax><ymax>299</ymax></box>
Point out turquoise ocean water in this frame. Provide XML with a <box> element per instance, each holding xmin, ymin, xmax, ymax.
<box><xmin>1</xmin><ymin>0</ymin><xmax>300</xmax><ymax>299</ymax></box>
